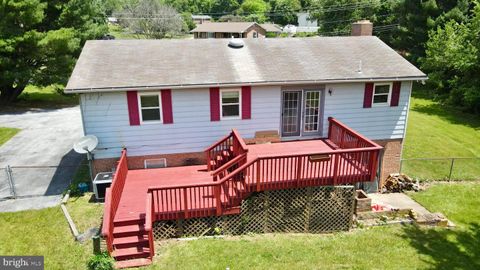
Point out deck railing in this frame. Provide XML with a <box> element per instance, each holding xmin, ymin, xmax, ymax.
<box><xmin>204</xmin><ymin>129</ymin><xmax>248</xmax><ymax>171</ymax></box>
<box><xmin>328</xmin><ymin>117</ymin><xmax>378</xmax><ymax>149</ymax></box>
<box><xmin>145</xmin><ymin>118</ymin><xmax>382</xmax><ymax>223</ymax></box>
<box><xmin>101</xmin><ymin>149</ymin><xmax>129</xmax><ymax>253</ymax></box>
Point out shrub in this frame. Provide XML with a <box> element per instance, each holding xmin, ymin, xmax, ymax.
<box><xmin>87</xmin><ymin>252</ymin><xmax>114</xmax><ymax>270</ymax></box>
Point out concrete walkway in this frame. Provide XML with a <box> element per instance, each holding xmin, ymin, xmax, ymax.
<box><xmin>369</xmin><ymin>193</ymin><xmax>431</xmax><ymax>215</ymax></box>
<box><xmin>0</xmin><ymin>106</ymin><xmax>83</xmax><ymax>212</ymax></box>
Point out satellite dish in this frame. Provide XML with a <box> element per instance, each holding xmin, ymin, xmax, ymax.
<box><xmin>73</xmin><ymin>135</ymin><xmax>98</xmax><ymax>154</ymax></box>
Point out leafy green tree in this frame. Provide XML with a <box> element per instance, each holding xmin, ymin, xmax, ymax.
<box><xmin>268</xmin><ymin>0</ymin><xmax>301</xmax><ymax>25</ymax></box>
<box><xmin>422</xmin><ymin>1</ymin><xmax>480</xmax><ymax>113</ymax></box>
<box><xmin>237</xmin><ymin>0</ymin><xmax>271</xmax><ymax>23</ymax></box>
<box><xmin>0</xmin><ymin>0</ymin><xmax>107</xmax><ymax>105</ymax></box>
<box><xmin>310</xmin><ymin>0</ymin><xmax>381</xmax><ymax>35</ymax></box>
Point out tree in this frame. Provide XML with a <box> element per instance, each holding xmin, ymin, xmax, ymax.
<box><xmin>0</xmin><ymin>0</ymin><xmax>107</xmax><ymax>105</ymax></box>
<box><xmin>236</xmin><ymin>0</ymin><xmax>271</xmax><ymax>23</ymax></box>
<box><xmin>268</xmin><ymin>0</ymin><xmax>301</xmax><ymax>25</ymax></box>
<box><xmin>422</xmin><ymin>1</ymin><xmax>480</xmax><ymax>113</ymax></box>
<box><xmin>117</xmin><ymin>0</ymin><xmax>184</xmax><ymax>38</ymax></box>
<box><xmin>310</xmin><ymin>0</ymin><xmax>382</xmax><ymax>35</ymax></box>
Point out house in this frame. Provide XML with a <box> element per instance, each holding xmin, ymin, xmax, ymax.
<box><xmin>191</xmin><ymin>22</ymin><xmax>279</xmax><ymax>38</ymax></box>
<box><xmin>65</xmin><ymin>21</ymin><xmax>426</xmax><ymax>267</ymax></box>
<box><xmin>191</xmin><ymin>14</ymin><xmax>211</xmax><ymax>25</ymax></box>
<box><xmin>260</xmin><ymin>23</ymin><xmax>282</xmax><ymax>35</ymax></box>
<box><xmin>296</xmin><ymin>12</ymin><xmax>319</xmax><ymax>33</ymax></box>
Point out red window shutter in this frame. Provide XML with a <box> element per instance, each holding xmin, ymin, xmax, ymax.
<box><xmin>126</xmin><ymin>91</ymin><xmax>140</xmax><ymax>125</ymax></box>
<box><xmin>161</xmin><ymin>89</ymin><xmax>173</xmax><ymax>124</ymax></box>
<box><xmin>241</xmin><ymin>86</ymin><xmax>251</xmax><ymax>119</ymax></box>
<box><xmin>363</xmin><ymin>83</ymin><xmax>374</xmax><ymax>108</ymax></box>
<box><xmin>390</xmin><ymin>82</ymin><xmax>401</xmax><ymax>107</ymax></box>
<box><xmin>210</xmin><ymin>87</ymin><xmax>220</xmax><ymax>121</ymax></box>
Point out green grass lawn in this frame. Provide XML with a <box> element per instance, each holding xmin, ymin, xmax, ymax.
<box><xmin>0</xmin><ymin>183</ymin><xmax>477</xmax><ymax>269</ymax></box>
<box><xmin>402</xmin><ymin>91</ymin><xmax>480</xmax><ymax>180</ymax></box>
<box><xmin>12</xmin><ymin>84</ymin><xmax>78</xmax><ymax>109</ymax></box>
<box><xmin>0</xmin><ymin>193</ymin><xmax>99</xmax><ymax>270</ymax></box>
<box><xmin>0</xmin><ymin>127</ymin><xmax>20</xmax><ymax>146</ymax></box>
<box><xmin>139</xmin><ymin>182</ymin><xmax>480</xmax><ymax>270</ymax></box>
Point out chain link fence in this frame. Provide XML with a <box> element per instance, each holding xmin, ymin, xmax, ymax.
<box><xmin>0</xmin><ymin>164</ymin><xmax>89</xmax><ymax>201</ymax></box>
<box><xmin>400</xmin><ymin>157</ymin><xmax>480</xmax><ymax>181</ymax></box>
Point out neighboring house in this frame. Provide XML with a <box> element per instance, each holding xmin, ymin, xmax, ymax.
<box><xmin>296</xmin><ymin>12</ymin><xmax>319</xmax><ymax>33</ymax></box>
<box><xmin>192</xmin><ymin>22</ymin><xmax>270</xmax><ymax>38</ymax></box>
<box><xmin>65</xmin><ymin>21</ymin><xmax>426</xmax><ymax>267</ymax></box>
<box><xmin>191</xmin><ymin>14</ymin><xmax>211</xmax><ymax>25</ymax></box>
<box><xmin>260</xmin><ymin>23</ymin><xmax>282</xmax><ymax>35</ymax></box>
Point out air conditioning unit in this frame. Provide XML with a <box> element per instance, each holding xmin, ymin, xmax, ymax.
<box><xmin>93</xmin><ymin>172</ymin><xmax>113</xmax><ymax>200</ymax></box>
<box><xmin>144</xmin><ymin>158</ymin><xmax>167</xmax><ymax>169</ymax></box>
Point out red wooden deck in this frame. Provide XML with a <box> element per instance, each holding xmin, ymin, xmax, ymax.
<box><xmin>102</xmin><ymin>117</ymin><xmax>383</xmax><ymax>267</ymax></box>
<box><xmin>115</xmin><ymin>139</ymin><xmax>336</xmax><ymax>222</ymax></box>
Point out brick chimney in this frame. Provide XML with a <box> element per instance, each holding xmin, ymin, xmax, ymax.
<box><xmin>351</xmin><ymin>20</ymin><xmax>373</xmax><ymax>36</ymax></box>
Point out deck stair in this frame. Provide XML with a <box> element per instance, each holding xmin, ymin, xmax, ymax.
<box><xmin>102</xmin><ymin>118</ymin><xmax>383</xmax><ymax>268</ymax></box>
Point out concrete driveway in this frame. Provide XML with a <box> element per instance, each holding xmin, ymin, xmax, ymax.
<box><xmin>0</xmin><ymin>106</ymin><xmax>84</xmax><ymax>212</ymax></box>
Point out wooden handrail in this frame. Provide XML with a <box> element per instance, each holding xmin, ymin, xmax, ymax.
<box><xmin>102</xmin><ymin>149</ymin><xmax>129</xmax><ymax>254</ymax></box>
<box><xmin>145</xmin><ymin>192</ymin><xmax>154</xmax><ymax>259</ymax></box>
<box><xmin>101</xmin><ymin>188</ymin><xmax>112</xmax><ymax>237</ymax></box>
<box><xmin>204</xmin><ymin>133</ymin><xmax>232</xmax><ymax>152</ymax></box>
<box><xmin>328</xmin><ymin>117</ymin><xmax>382</xmax><ymax>148</ymax></box>
<box><xmin>231</xmin><ymin>129</ymin><xmax>248</xmax><ymax>153</ymax></box>
<box><xmin>211</xmin><ymin>153</ymin><xmax>247</xmax><ymax>177</ymax></box>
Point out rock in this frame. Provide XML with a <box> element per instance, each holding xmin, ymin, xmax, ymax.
<box><xmin>76</xmin><ymin>227</ymin><xmax>99</xmax><ymax>243</ymax></box>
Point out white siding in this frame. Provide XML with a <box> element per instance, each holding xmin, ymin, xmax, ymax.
<box><xmin>81</xmin><ymin>86</ymin><xmax>281</xmax><ymax>159</ymax></box>
<box><xmin>81</xmin><ymin>81</ymin><xmax>413</xmax><ymax>159</ymax></box>
<box><xmin>322</xmin><ymin>81</ymin><xmax>412</xmax><ymax>140</ymax></box>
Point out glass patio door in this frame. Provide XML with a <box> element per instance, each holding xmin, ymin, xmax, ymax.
<box><xmin>281</xmin><ymin>91</ymin><xmax>302</xmax><ymax>137</ymax></box>
<box><xmin>281</xmin><ymin>90</ymin><xmax>322</xmax><ymax>137</ymax></box>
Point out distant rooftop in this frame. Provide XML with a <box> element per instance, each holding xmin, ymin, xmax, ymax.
<box><xmin>192</xmin><ymin>22</ymin><xmax>258</xmax><ymax>33</ymax></box>
<box><xmin>191</xmin><ymin>15</ymin><xmax>212</xmax><ymax>20</ymax></box>
<box><xmin>66</xmin><ymin>37</ymin><xmax>427</xmax><ymax>93</ymax></box>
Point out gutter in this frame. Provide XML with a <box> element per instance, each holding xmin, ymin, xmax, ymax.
<box><xmin>64</xmin><ymin>76</ymin><xmax>428</xmax><ymax>94</ymax></box>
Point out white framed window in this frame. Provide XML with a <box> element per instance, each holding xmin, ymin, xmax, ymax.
<box><xmin>372</xmin><ymin>83</ymin><xmax>392</xmax><ymax>106</ymax></box>
<box><xmin>138</xmin><ymin>92</ymin><xmax>162</xmax><ymax>124</ymax></box>
<box><xmin>253</xmin><ymin>32</ymin><xmax>258</xmax><ymax>38</ymax></box>
<box><xmin>220</xmin><ymin>89</ymin><xmax>241</xmax><ymax>120</ymax></box>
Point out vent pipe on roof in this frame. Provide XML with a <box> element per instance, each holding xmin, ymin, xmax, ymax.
<box><xmin>228</xmin><ymin>38</ymin><xmax>244</xmax><ymax>48</ymax></box>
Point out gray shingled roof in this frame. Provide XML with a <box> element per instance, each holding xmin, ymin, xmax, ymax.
<box><xmin>260</xmin><ymin>23</ymin><xmax>282</xmax><ymax>32</ymax></box>
<box><xmin>65</xmin><ymin>37</ymin><xmax>427</xmax><ymax>93</ymax></box>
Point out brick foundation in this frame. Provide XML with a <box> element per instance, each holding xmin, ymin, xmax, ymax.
<box><xmin>93</xmin><ymin>151</ymin><xmax>206</xmax><ymax>174</ymax></box>
<box><xmin>373</xmin><ymin>139</ymin><xmax>403</xmax><ymax>186</ymax></box>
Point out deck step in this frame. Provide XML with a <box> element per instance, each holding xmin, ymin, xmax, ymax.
<box><xmin>113</xmin><ymin>224</ymin><xmax>146</xmax><ymax>237</ymax></box>
<box><xmin>114</xmin><ymin>218</ymin><xmax>145</xmax><ymax>227</ymax></box>
<box><xmin>113</xmin><ymin>235</ymin><xmax>149</xmax><ymax>248</ymax></box>
<box><xmin>113</xmin><ymin>246</ymin><xmax>151</xmax><ymax>261</ymax></box>
<box><xmin>115</xmin><ymin>258</ymin><xmax>152</xmax><ymax>269</ymax></box>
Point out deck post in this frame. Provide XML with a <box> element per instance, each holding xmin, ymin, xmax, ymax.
<box><xmin>215</xmin><ymin>185</ymin><xmax>222</xmax><ymax>215</ymax></box>
<box><xmin>183</xmin><ymin>188</ymin><xmax>189</xmax><ymax>219</ymax></box>
<box><xmin>296</xmin><ymin>156</ymin><xmax>303</xmax><ymax>187</ymax></box>
<box><xmin>369</xmin><ymin>150</ymin><xmax>378</xmax><ymax>181</ymax></box>
<box><xmin>256</xmin><ymin>160</ymin><xmax>261</xmax><ymax>191</ymax></box>
<box><xmin>332</xmin><ymin>154</ymin><xmax>340</xmax><ymax>185</ymax></box>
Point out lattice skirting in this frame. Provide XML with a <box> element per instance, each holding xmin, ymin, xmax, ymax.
<box><xmin>153</xmin><ymin>186</ymin><xmax>355</xmax><ymax>240</ymax></box>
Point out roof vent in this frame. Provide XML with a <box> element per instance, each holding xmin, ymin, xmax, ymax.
<box><xmin>228</xmin><ymin>38</ymin><xmax>244</xmax><ymax>49</ymax></box>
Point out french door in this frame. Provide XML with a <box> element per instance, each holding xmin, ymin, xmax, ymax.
<box><xmin>281</xmin><ymin>90</ymin><xmax>322</xmax><ymax>137</ymax></box>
